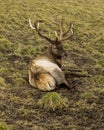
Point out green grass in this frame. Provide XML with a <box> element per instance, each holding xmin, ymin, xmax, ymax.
<box><xmin>0</xmin><ymin>0</ymin><xmax>104</xmax><ymax>130</ymax></box>
<box><xmin>0</xmin><ymin>122</ymin><xmax>10</xmax><ymax>130</ymax></box>
<box><xmin>38</xmin><ymin>92</ymin><xmax>69</xmax><ymax>111</ymax></box>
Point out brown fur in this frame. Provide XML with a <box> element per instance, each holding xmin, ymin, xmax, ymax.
<box><xmin>35</xmin><ymin>73</ymin><xmax>56</xmax><ymax>91</ymax></box>
<box><xmin>28</xmin><ymin>17</ymin><xmax>73</xmax><ymax>91</ymax></box>
<box><xmin>29</xmin><ymin>58</ymin><xmax>69</xmax><ymax>91</ymax></box>
<box><xmin>29</xmin><ymin>67</ymin><xmax>56</xmax><ymax>91</ymax></box>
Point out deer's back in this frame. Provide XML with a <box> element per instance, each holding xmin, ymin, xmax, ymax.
<box><xmin>32</xmin><ymin>58</ymin><xmax>65</xmax><ymax>83</ymax></box>
<box><xmin>29</xmin><ymin>57</ymin><xmax>67</xmax><ymax>91</ymax></box>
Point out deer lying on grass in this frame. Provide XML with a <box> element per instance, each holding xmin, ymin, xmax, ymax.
<box><xmin>28</xmin><ymin>17</ymin><xmax>73</xmax><ymax>91</ymax></box>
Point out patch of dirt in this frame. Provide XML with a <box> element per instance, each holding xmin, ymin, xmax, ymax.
<box><xmin>0</xmin><ymin>68</ymin><xmax>104</xmax><ymax>130</ymax></box>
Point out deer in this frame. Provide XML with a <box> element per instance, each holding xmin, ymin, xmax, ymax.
<box><xmin>28</xmin><ymin>16</ymin><xmax>73</xmax><ymax>91</ymax></box>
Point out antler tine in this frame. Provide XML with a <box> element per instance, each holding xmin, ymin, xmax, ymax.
<box><xmin>50</xmin><ymin>17</ymin><xmax>60</xmax><ymax>39</ymax></box>
<box><xmin>61</xmin><ymin>22</ymin><xmax>74</xmax><ymax>41</ymax></box>
<box><xmin>37</xmin><ymin>22</ymin><xmax>40</xmax><ymax>30</ymax></box>
<box><xmin>29</xmin><ymin>16</ymin><xmax>55</xmax><ymax>44</ymax></box>
<box><xmin>59</xmin><ymin>17</ymin><xmax>64</xmax><ymax>40</ymax></box>
<box><xmin>51</xmin><ymin>17</ymin><xmax>64</xmax><ymax>40</ymax></box>
<box><xmin>63</xmin><ymin>22</ymin><xmax>73</xmax><ymax>36</ymax></box>
<box><xmin>54</xmin><ymin>31</ymin><xmax>59</xmax><ymax>38</ymax></box>
<box><xmin>29</xmin><ymin>16</ymin><xmax>39</xmax><ymax>30</ymax></box>
<box><xmin>51</xmin><ymin>17</ymin><xmax>60</xmax><ymax>26</ymax></box>
<box><xmin>29</xmin><ymin>18</ymin><xmax>35</xmax><ymax>29</ymax></box>
<box><xmin>29</xmin><ymin>16</ymin><xmax>74</xmax><ymax>44</ymax></box>
<box><xmin>48</xmin><ymin>32</ymin><xmax>51</xmax><ymax>37</ymax></box>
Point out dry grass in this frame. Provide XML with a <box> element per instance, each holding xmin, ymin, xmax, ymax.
<box><xmin>0</xmin><ymin>0</ymin><xmax>104</xmax><ymax>129</ymax></box>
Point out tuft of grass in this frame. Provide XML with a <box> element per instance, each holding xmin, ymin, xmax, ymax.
<box><xmin>38</xmin><ymin>92</ymin><xmax>69</xmax><ymax>111</ymax></box>
<box><xmin>97</xmin><ymin>59</ymin><xmax>104</xmax><ymax>67</ymax></box>
<box><xmin>0</xmin><ymin>77</ymin><xmax>6</xmax><ymax>88</ymax></box>
<box><xmin>81</xmin><ymin>91</ymin><xmax>98</xmax><ymax>104</ymax></box>
<box><xmin>92</xmin><ymin>75</ymin><xmax>104</xmax><ymax>85</ymax></box>
<box><xmin>0</xmin><ymin>68</ymin><xmax>9</xmax><ymax>76</ymax></box>
<box><xmin>0</xmin><ymin>122</ymin><xmax>11</xmax><ymax>130</ymax></box>
<box><xmin>0</xmin><ymin>37</ymin><xmax>14</xmax><ymax>53</ymax></box>
<box><xmin>20</xmin><ymin>45</ymin><xmax>35</xmax><ymax>56</ymax></box>
<box><xmin>14</xmin><ymin>78</ymin><xmax>27</xmax><ymax>87</ymax></box>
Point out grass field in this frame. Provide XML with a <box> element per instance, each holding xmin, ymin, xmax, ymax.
<box><xmin>0</xmin><ymin>0</ymin><xmax>104</xmax><ymax>130</ymax></box>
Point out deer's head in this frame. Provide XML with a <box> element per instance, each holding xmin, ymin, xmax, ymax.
<box><xmin>29</xmin><ymin>16</ymin><xmax>73</xmax><ymax>67</ymax></box>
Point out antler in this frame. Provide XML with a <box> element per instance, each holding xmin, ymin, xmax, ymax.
<box><xmin>52</xmin><ymin>17</ymin><xmax>74</xmax><ymax>42</ymax></box>
<box><xmin>29</xmin><ymin>16</ymin><xmax>74</xmax><ymax>44</ymax></box>
<box><xmin>29</xmin><ymin>17</ymin><xmax>55</xmax><ymax>44</ymax></box>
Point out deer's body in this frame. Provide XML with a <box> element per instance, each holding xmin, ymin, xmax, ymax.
<box><xmin>28</xmin><ymin>17</ymin><xmax>73</xmax><ymax>91</ymax></box>
<box><xmin>29</xmin><ymin>47</ymin><xmax>69</xmax><ymax>91</ymax></box>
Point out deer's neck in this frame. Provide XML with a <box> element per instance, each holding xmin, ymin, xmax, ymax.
<box><xmin>43</xmin><ymin>46</ymin><xmax>62</xmax><ymax>68</ymax></box>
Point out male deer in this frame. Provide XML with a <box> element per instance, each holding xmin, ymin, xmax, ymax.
<box><xmin>28</xmin><ymin>17</ymin><xmax>73</xmax><ymax>91</ymax></box>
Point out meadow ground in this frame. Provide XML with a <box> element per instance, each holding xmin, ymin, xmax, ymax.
<box><xmin>0</xmin><ymin>0</ymin><xmax>104</xmax><ymax>130</ymax></box>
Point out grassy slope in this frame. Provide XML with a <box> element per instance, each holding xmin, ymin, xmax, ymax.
<box><xmin>0</xmin><ymin>0</ymin><xmax>104</xmax><ymax>130</ymax></box>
